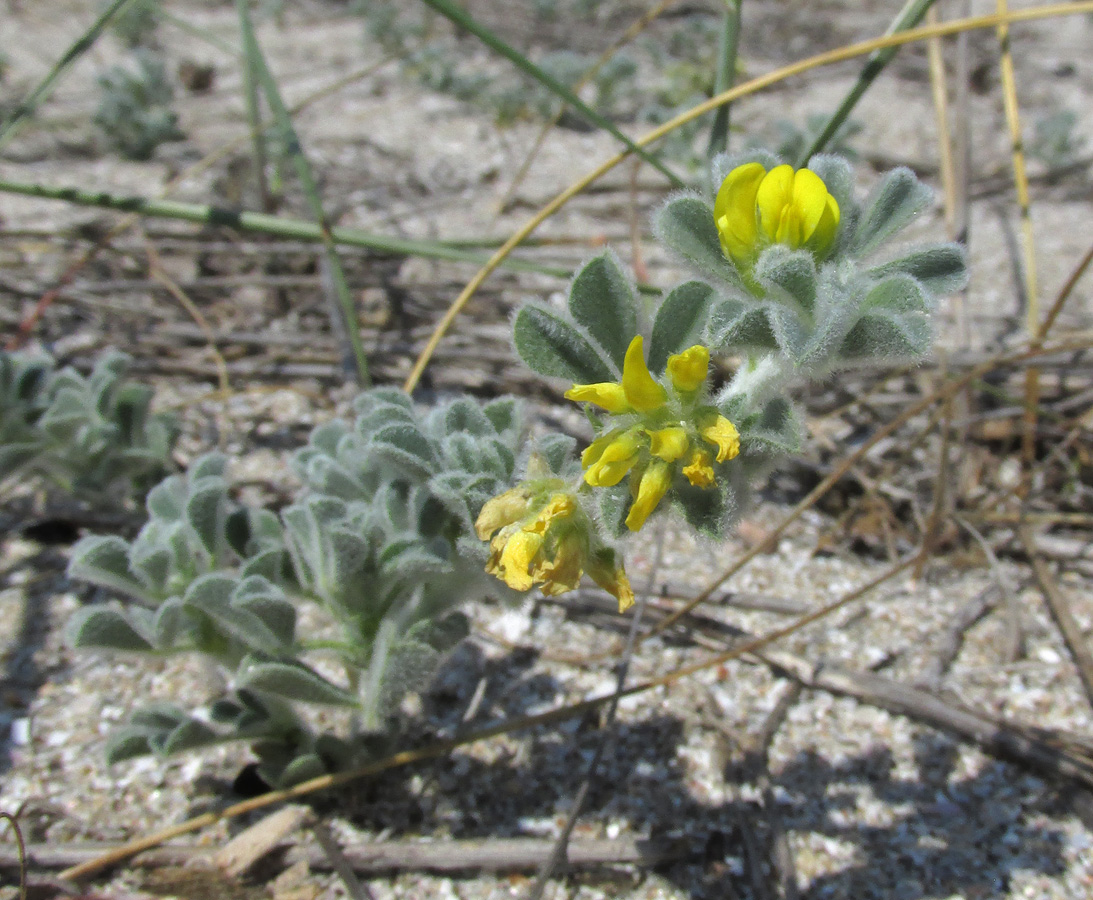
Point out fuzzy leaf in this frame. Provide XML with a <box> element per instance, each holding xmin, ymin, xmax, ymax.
<box><xmin>154</xmin><ymin>597</ymin><xmax>188</xmax><ymax>648</ymax></box>
<box><xmin>754</xmin><ymin>247</ymin><xmax>817</xmax><ymax>315</ymax></box>
<box><xmin>483</xmin><ymin>397</ymin><xmax>519</xmax><ymax>435</ymax></box>
<box><xmin>277</xmin><ymin>753</ymin><xmax>327</xmax><ymax>787</ymax></box>
<box><xmin>442</xmin><ymin>397</ymin><xmax>494</xmax><ymax>439</ymax></box>
<box><xmin>68</xmin><ymin>535</ymin><xmax>146</xmax><ymax>600</ymax></box>
<box><xmin>567</xmin><ymin>252</ymin><xmax>639</xmax><ymax>370</ymax></box>
<box><xmin>105</xmin><ymin>727</ymin><xmax>154</xmax><ymax>764</ymax></box>
<box><xmin>184</xmin><ymin>574</ymin><xmax>287</xmax><ymax>655</ymax></box>
<box><xmin>238</xmin><ymin>661</ymin><xmax>357</xmax><ymax>706</ymax></box>
<box><xmin>654</xmin><ymin>195</ymin><xmax>742</xmax><ymax>286</ymax></box>
<box><xmin>707</xmin><ymin>300</ymin><xmax>779</xmax><ymax>353</ymax></box>
<box><xmin>850</xmin><ymin>167</ymin><xmax>933</xmax><ymax>258</ymax></box>
<box><xmin>146</xmin><ymin>475</ymin><xmax>186</xmax><ymax>521</ymax></box>
<box><xmin>839</xmin><ymin>310</ymin><xmax>932</xmax><ymax>361</ymax></box>
<box><xmin>534</xmin><ymin>433</ymin><xmax>578</xmax><ymax>476</ymax></box>
<box><xmin>68</xmin><ymin>606</ymin><xmax>154</xmax><ymax>652</ymax></box>
<box><xmin>372</xmin><ymin>423</ymin><xmax>436</xmax><ymax>475</ymax></box>
<box><xmin>162</xmin><ymin>719</ymin><xmax>220</xmax><ymax>755</ymax></box>
<box><xmin>868</xmin><ymin>243</ymin><xmax>968</xmax><ymax>297</ymax></box>
<box><xmin>673</xmin><ymin>478</ymin><xmax>730</xmax><ymax>537</ymax></box>
<box><xmin>185</xmin><ymin>481</ymin><xmax>227</xmax><ymax>559</ymax></box>
<box><xmin>513</xmin><ymin>305</ymin><xmax>614</xmax><ymax>384</ymax></box>
<box><xmin>648</xmin><ymin>281</ymin><xmax>716</xmax><ymax>373</ymax></box>
<box><xmin>741</xmin><ymin>398</ymin><xmax>802</xmax><ymax>456</ymax></box>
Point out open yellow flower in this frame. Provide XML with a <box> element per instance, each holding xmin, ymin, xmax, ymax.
<box><xmin>682</xmin><ymin>447</ymin><xmax>716</xmax><ymax>488</ymax></box>
<box><xmin>666</xmin><ymin>345</ymin><xmax>710</xmax><ymax>393</ymax></box>
<box><xmin>697</xmin><ymin>412</ymin><xmax>740</xmax><ymax>463</ymax></box>
<box><xmin>564</xmin><ymin>335</ymin><xmax>666</xmax><ymax>414</ymax></box>
<box><xmin>583</xmin><ymin>428</ymin><xmax>643</xmax><ymax>487</ymax></box>
<box><xmin>715</xmin><ymin>162</ymin><xmax>840</xmax><ymax>271</ymax></box>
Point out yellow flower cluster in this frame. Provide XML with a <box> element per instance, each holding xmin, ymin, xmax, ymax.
<box><xmin>714</xmin><ymin>162</ymin><xmax>840</xmax><ymax>272</ymax></box>
<box><xmin>565</xmin><ymin>336</ymin><xmax>739</xmax><ymax>532</ymax></box>
<box><xmin>475</xmin><ymin>474</ymin><xmax>635</xmax><ymax>611</ymax></box>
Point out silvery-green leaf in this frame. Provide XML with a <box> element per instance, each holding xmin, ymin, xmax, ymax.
<box><xmin>807</xmin><ymin>154</ymin><xmax>855</xmax><ymax>243</ymax></box>
<box><xmin>154</xmin><ymin>597</ymin><xmax>188</xmax><ymax>648</ymax></box>
<box><xmin>68</xmin><ymin>535</ymin><xmax>148</xmax><ymax>601</ymax></box>
<box><xmin>238</xmin><ymin>661</ymin><xmax>357</xmax><ymax>706</ymax></box>
<box><xmin>105</xmin><ymin>727</ymin><xmax>154</xmax><ymax>764</ymax></box>
<box><xmin>185</xmin><ymin>481</ymin><xmax>228</xmax><ymax>559</ymax></box>
<box><xmin>442</xmin><ymin>397</ymin><xmax>494</xmax><ymax>438</ymax></box>
<box><xmin>595</xmin><ymin>484</ymin><xmax>631</xmax><ymax>539</ymax></box>
<box><xmin>653</xmin><ymin>194</ymin><xmax>742</xmax><ymax>287</ymax></box>
<box><xmin>868</xmin><ymin>243</ymin><xmax>968</xmax><ymax>297</ymax></box>
<box><xmin>673</xmin><ymin>478</ymin><xmax>730</xmax><ymax>537</ymax></box>
<box><xmin>240</xmin><ymin>547</ymin><xmax>289</xmax><ymax>584</ymax></box>
<box><xmin>850</xmin><ymin>167</ymin><xmax>933</xmax><ymax>258</ymax></box>
<box><xmin>67</xmin><ymin>606</ymin><xmax>154</xmax><ymax>652</ymax></box>
<box><xmin>189</xmin><ymin>453</ymin><xmax>227</xmax><ymax>481</ymax></box>
<box><xmin>534</xmin><ymin>432</ymin><xmax>578</xmax><ymax>476</ymax></box>
<box><xmin>839</xmin><ymin>310</ymin><xmax>932</xmax><ymax>361</ymax></box>
<box><xmin>372</xmin><ymin>423</ymin><xmax>436</xmax><ymax>476</ymax></box>
<box><xmin>567</xmin><ymin>252</ymin><xmax>639</xmax><ymax>370</ymax></box>
<box><xmin>352</xmin><ymin>386</ymin><xmax>414</xmax><ymax>416</ymax></box>
<box><xmin>707</xmin><ymin>300</ymin><xmax>779</xmax><ymax>353</ymax></box>
<box><xmin>648</xmin><ymin>281</ymin><xmax>716</xmax><ymax>373</ymax></box>
<box><xmin>162</xmin><ymin>719</ymin><xmax>220</xmax><ymax>755</ymax></box>
<box><xmin>483</xmin><ymin>397</ymin><xmax>519</xmax><ymax>435</ymax></box>
<box><xmin>861</xmin><ymin>273</ymin><xmax>932</xmax><ymax>315</ymax></box>
<box><xmin>277</xmin><ymin>752</ymin><xmax>327</xmax><ymax>787</ymax></box>
<box><xmin>741</xmin><ymin>397</ymin><xmax>802</xmax><ymax>456</ymax></box>
<box><xmin>130</xmin><ymin>703</ymin><xmax>189</xmax><ymax>731</ymax></box>
<box><xmin>146</xmin><ymin>475</ymin><xmax>186</xmax><ymax>521</ymax></box>
<box><xmin>754</xmin><ymin>247</ymin><xmax>817</xmax><ymax>315</ymax></box>
<box><xmin>184</xmin><ymin>573</ymin><xmax>286</xmax><ymax>655</ymax></box>
<box><xmin>513</xmin><ymin>304</ymin><xmax>614</xmax><ymax>384</ymax></box>
<box><xmin>235</xmin><ymin>576</ymin><xmax>296</xmax><ymax>647</ymax></box>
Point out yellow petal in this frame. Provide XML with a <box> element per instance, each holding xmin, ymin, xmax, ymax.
<box><xmin>714</xmin><ymin>162</ymin><xmax>765</xmax><ymax>266</ymax></box>
<box><xmin>791</xmin><ymin>168</ymin><xmax>833</xmax><ymax>245</ymax></box>
<box><xmin>698</xmin><ymin>414</ymin><xmax>740</xmax><ymax>463</ymax></box>
<box><xmin>755</xmin><ymin>164</ymin><xmax>795</xmax><ymax>244</ymax></box>
<box><xmin>666</xmin><ymin>344</ymin><xmax>710</xmax><ymax>393</ymax></box>
<box><xmin>564</xmin><ymin>381</ymin><xmax>629</xmax><ymax>413</ymax></box>
<box><xmin>625</xmin><ymin>460</ymin><xmax>672</xmax><ymax>531</ymax></box>
<box><xmin>497</xmin><ymin>530</ymin><xmax>543</xmax><ymax>592</ymax></box>
<box><xmin>807</xmin><ymin>191</ymin><xmax>840</xmax><ymax>259</ymax></box>
<box><xmin>648</xmin><ymin>426</ymin><xmax>689</xmax><ymax>463</ymax></box>
<box><xmin>581</xmin><ymin>429</ymin><xmax>620</xmax><ymax>469</ymax></box>
<box><xmin>475</xmin><ymin>486</ymin><xmax>531</xmax><ymax>540</ymax></box>
<box><xmin>526</xmin><ymin>492</ymin><xmax>577</xmax><ymax>535</ymax></box>
<box><xmin>535</xmin><ymin>532</ymin><xmax>584</xmax><ymax>596</ymax></box>
<box><xmin>589</xmin><ymin>552</ymin><xmax>635</xmax><ymax>613</ymax></box>
<box><xmin>682</xmin><ymin>447</ymin><xmax>716</xmax><ymax>488</ymax></box>
<box><xmin>621</xmin><ymin>336</ymin><xmax>667</xmax><ymax>412</ymax></box>
<box><xmin>584</xmin><ymin>429</ymin><xmax>642</xmax><ymax>487</ymax></box>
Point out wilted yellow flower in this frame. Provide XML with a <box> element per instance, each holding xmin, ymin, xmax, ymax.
<box><xmin>697</xmin><ymin>412</ymin><xmax>740</xmax><ymax>463</ymax></box>
<box><xmin>648</xmin><ymin>426</ymin><xmax>689</xmax><ymax>463</ymax></box>
<box><xmin>714</xmin><ymin>162</ymin><xmax>840</xmax><ymax>271</ymax></box>
<box><xmin>588</xmin><ymin>551</ymin><xmax>635</xmax><ymax>613</ymax></box>
<box><xmin>682</xmin><ymin>447</ymin><xmax>716</xmax><ymax>488</ymax></box>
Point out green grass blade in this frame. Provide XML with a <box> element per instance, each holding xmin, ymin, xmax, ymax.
<box><xmin>796</xmin><ymin>0</ymin><xmax>938</xmax><ymax>165</ymax></box>
<box><xmin>706</xmin><ymin>0</ymin><xmax>743</xmax><ymax>161</ymax></box>
<box><xmin>0</xmin><ymin>177</ymin><xmax>572</xmax><ymax>276</ymax></box>
<box><xmin>235</xmin><ymin>0</ymin><xmax>370</xmax><ymax>385</ymax></box>
<box><xmin>236</xmin><ymin>3</ymin><xmax>275</xmax><ymax>212</ymax></box>
<box><xmin>0</xmin><ymin>0</ymin><xmax>139</xmax><ymax>152</ymax></box>
<box><xmin>414</xmin><ymin>0</ymin><xmax>684</xmax><ymax>189</ymax></box>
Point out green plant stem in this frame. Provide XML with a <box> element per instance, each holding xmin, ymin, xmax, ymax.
<box><xmin>414</xmin><ymin>0</ymin><xmax>684</xmax><ymax>189</ymax></box>
<box><xmin>706</xmin><ymin>0</ymin><xmax>742</xmax><ymax>161</ymax></box>
<box><xmin>0</xmin><ymin>179</ymin><xmax>570</xmax><ymax>278</ymax></box>
<box><xmin>0</xmin><ymin>0</ymin><xmax>140</xmax><ymax>153</ymax></box>
<box><xmin>235</xmin><ymin>2</ymin><xmax>370</xmax><ymax>386</ymax></box>
<box><xmin>236</xmin><ymin>3</ymin><xmax>275</xmax><ymax>213</ymax></box>
<box><xmin>796</xmin><ymin>0</ymin><xmax>938</xmax><ymax>165</ymax></box>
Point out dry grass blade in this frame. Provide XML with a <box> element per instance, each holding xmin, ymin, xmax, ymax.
<box><xmin>0</xmin><ymin>812</ymin><xmax>27</xmax><ymax>900</ymax></box>
<box><xmin>403</xmin><ymin>1</ymin><xmax>1093</xmax><ymax>392</ymax></box>
<box><xmin>1020</xmin><ymin>526</ymin><xmax>1093</xmax><ymax>710</ymax></box>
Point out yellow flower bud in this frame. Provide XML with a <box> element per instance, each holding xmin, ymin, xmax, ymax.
<box><xmin>625</xmin><ymin>460</ymin><xmax>672</xmax><ymax>531</ymax></box>
<box><xmin>666</xmin><ymin>345</ymin><xmax>710</xmax><ymax>393</ymax></box>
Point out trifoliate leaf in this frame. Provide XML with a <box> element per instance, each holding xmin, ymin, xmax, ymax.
<box><xmin>850</xmin><ymin>167</ymin><xmax>933</xmax><ymax>258</ymax></box>
<box><xmin>67</xmin><ymin>606</ymin><xmax>154</xmax><ymax>652</ymax></box>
